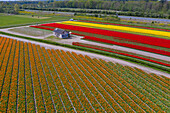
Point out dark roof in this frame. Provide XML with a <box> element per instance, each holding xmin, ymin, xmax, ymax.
<box><xmin>53</xmin><ymin>28</ymin><xmax>65</xmax><ymax>34</ymax></box>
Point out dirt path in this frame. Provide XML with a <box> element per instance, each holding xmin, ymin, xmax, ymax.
<box><xmin>0</xmin><ymin>34</ymin><xmax>169</xmax><ymax>78</ymax></box>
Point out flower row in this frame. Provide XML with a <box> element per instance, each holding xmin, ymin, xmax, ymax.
<box><xmin>78</xmin><ymin>20</ymin><xmax>170</xmax><ymax>32</ymax></box>
<box><xmin>34</xmin><ymin>22</ymin><xmax>170</xmax><ymax>48</ymax></box>
<box><xmin>73</xmin><ymin>42</ymin><xmax>170</xmax><ymax>67</ymax></box>
<box><xmin>0</xmin><ymin>39</ymin><xmax>16</xmax><ymax>112</ymax></box>
<box><xmin>83</xmin><ymin>36</ymin><xmax>170</xmax><ymax>56</ymax></box>
<box><xmin>62</xmin><ymin>21</ymin><xmax>170</xmax><ymax>38</ymax></box>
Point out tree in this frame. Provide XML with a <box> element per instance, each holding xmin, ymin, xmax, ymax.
<box><xmin>38</xmin><ymin>1</ymin><xmax>44</xmax><ymax>8</ymax></box>
<box><xmin>14</xmin><ymin>4</ymin><xmax>19</xmax><ymax>14</ymax></box>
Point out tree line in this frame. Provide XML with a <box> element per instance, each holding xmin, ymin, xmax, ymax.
<box><xmin>37</xmin><ymin>0</ymin><xmax>169</xmax><ymax>14</ymax></box>
<box><xmin>0</xmin><ymin>0</ymin><xmax>169</xmax><ymax>19</ymax></box>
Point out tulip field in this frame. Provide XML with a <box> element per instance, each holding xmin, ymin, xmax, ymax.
<box><xmin>0</xmin><ymin>36</ymin><xmax>170</xmax><ymax>112</ymax></box>
<box><xmin>78</xmin><ymin>20</ymin><xmax>170</xmax><ymax>32</ymax></box>
<box><xmin>30</xmin><ymin>21</ymin><xmax>170</xmax><ymax>48</ymax></box>
<box><xmin>72</xmin><ymin>42</ymin><xmax>170</xmax><ymax>67</ymax></box>
<box><xmin>29</xmin><ymin>20</ymin><xmax>170</xmax><ymax>67</ymax></box>
<box><xmin>62</xmin><ymin>21</ymin><xmax>170</xmax><ymax>38</ymax></box>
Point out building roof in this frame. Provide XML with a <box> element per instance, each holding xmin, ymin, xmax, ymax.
<box><xmin>53</xmin><ymin>28</ymin><xmax>66</xmax><ymax>34</ymax></box>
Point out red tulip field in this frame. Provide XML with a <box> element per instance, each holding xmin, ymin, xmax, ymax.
<box><xmin>30</xmin><ymin>20</ymin><xmax>170</xmax><ymax>67</ymax></box>
<box><xmin>0</xmin><ymin>37</ymin><xmax>169</xmax><ymax>112</ymax></box>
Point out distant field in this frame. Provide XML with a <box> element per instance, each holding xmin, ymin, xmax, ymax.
<box><xmin>0</xmin><ymin>13</ymin><xmax>70</xmax><ymax>27</ymax></box>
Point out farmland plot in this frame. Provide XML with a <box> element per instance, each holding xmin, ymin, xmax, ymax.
<box><xmin>0</xmin><ymin>36</ymin><xmax>169</xmax><ymax>112</ymax></box>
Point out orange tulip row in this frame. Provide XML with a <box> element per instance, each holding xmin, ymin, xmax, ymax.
<box><xmin>134</xmin><ymin>68</ymin><xmax>170</xmax><ymax>92</ymax></box>
<box><xmin>7</xmin><ymin>40</ymin><xmax>20</xmax><ymax>112</ymax></box>
<box><xmin>42</xmin><ymin>48</ymin><xmax>81</xmax><ymax>112</ymax></box>
<box><xmin>0</xmin><ymin>38</ymin><xmax>13</xmax><ymax>94</ymax></box>
<box><xmin>159</xmin><ymin>75</ymin><xmax>170</xmax><ymax>85</ymax></box>
<box><xmin>0</xmin><ymin>38</ymin><xmax>10</xmax><ymax>71</ymax></box>
<box><xmin>24</xmin><ymin>42</ymin><xmax>36</xmax><ymax>112</ymax></box>
<box><xmin>32</xmin><ymin>44</ymin><xmax>57</xmax><ymax>112</ymax></box>
<box><xmin>51</xmin><ymin>49</ymin><xmax>109</xmax><ymax>112</ymax></box>
<box><xmin>125</xmin><ymin>66</ymin><xmax>169</xmax><ymax>106</ymax></box>
<box><xmin>65</xmin><ymin>51</ymin><xmax>123</xmax><ymax>112</ymax></box>
<box><xmin>129</xmin><ymin>67</ymin><xmax>169</xmax><ymax>96</ymax></box>
<box><xmin>99</xmin><ymin>59</ymin><xmax>169</xmax><ymax>112</ymax></box>
<box><xmin>74</xmin><ymin>53</ymin><xmax>134</xmax><ymax>112</ymax></box>
<box><xmin>36</xmin><ymin>45</ymin><xmax>68</xmax><ymax>112</ymax></box>
<box><xmin>103</xmin><ymin>61</ymin><xmax>168</xmax><ymax>112</ymax></box>
<box><xmin>0</xmin><ymin>38</ymin><xmax>12</xmax><ymax>92</ymax></box>
<box><xmin>51</xmin><ymin>49</ymin><xmax>100</xmax><ymax>112</ymax></box>
<box><xmin>0</xmin><ymin>37</ymin><xmax>6</xmax><ymax>54</ymax></box>
<box><xmin>83</xmin><ymin>55</ymin><xmax>152</xmax><ymax>113</ymax></box>
<box><xmin>0</xmin><ymin>36</ymin><xmax>3</xmax><ymax>44</ymax></box>
<box><xmin>76</xmin><ymin>53</ymin><xmax>147</xmax><ymax>112</ymax></box>
<box><xmin>28</xmin><ymin>43</ymin><xmax>46</xmax><ymax>112</ymax></box>
<box><xmin>17</xmin><ymin>41</ymin><xmax>26</xmax><ymax>113</ymax></box>
<box><xmin>0</xmin><ymin>39</ymin><xmax>16</xmax><ymax>112</ymax></box>
<box><xmin>57</xmin><ymin>50</ymin><xmax>114</xmax><ymax>112</ymax></box>
<box><xmin>0</xmin><ymin>37</ymin><xmax>169</xmax><ymax>112</ymax></box>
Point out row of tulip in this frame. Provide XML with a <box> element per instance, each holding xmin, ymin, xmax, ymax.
<box><xmin>62</xmin><ymin>50</ymin><xmax>121</xmax><ymax>112</ymax></box>
<box><xmin>68</xmin><ymin>51</ymin><xmax>144</xmax><ymax>112</ymax></box>
<box><xmin>57</xmin><ymin>50</ymin><xmax>120</xmax><ymax>112</ymax></box>
<box><xmin>151</xmin><ymin>73</ymin><xmax>170</xmax><ymax>87</ymax></box>
<box><xmin>78</xmin><ymin>54</ymin><xmax>157</xmax><ymax>112</ymax></box>
<box><xmin>28</xmin><ymin>43</ymin><xmax>46</xmax><ymax>112</ymax></box>
<box><xmin>55</xmin><ymin>49</ymin><xmax>100</xmax><ymax>112</ymax></box>
<box><xmin>73</xmin><ymin>42</ymin><xmax>169</xmax><ymax>64</ymax></box>
<box><xmin>109</xmin><ymin>61</ymin><xmax>170</xmax><ymax>97</ymax></box>
<box><xmin>72</xmin><ymin>51</ymin><xmax>168</xmax><ymax>112</ymax></box>
<box><xmin>17</xmin><ymin>41</ymin><xmax>26</xmax><ymax>113</ymax></box>
<box><xmin>45</xmin><ymin>48</ymin><xmax>89</xmax><ymax>112</ymax></box>
<box><xmin>24</xmin><ymin>43</ymin><xmax>36</xmax><ymax>112</ymax></box>
<box><xmin>125</xmin><ymin>66</ymin><xmax>169</xmax><ymax>102</ymax></box>
<box><xmin>160</xmin><ymin>75</ymin><xmax>170</xmax><ymax>83</ymax></box>
<box><xmin>132</xmin><ymin>68</ymin><xmax>170</xmax><ymax>94</ymax></box>
<box><xmin>78</xmin><ymin>20</ymin><xmax>170</xmax><ymax>32</ymax></box>
<box><xmin>34</xmin><ymin>22</ymin><xmax>170</xmax><ymax>48</ymax></box>
<box><xmin>98</xmin><ymin>59</ymin><xmax>169</xmax><ymax>112</ymax></box>
<box><xmin>7</xmin><ymin>40</ymin><xmax>20</xmax><ymax>112</ymax></box>
<box><xmin>48</xmin><ymin>49</ymin><xmax>95</xmax><ymax>112</ymax></box>
<box><xmin>84</xmin><ymin>55</ymin><xmax>165</xmax><ymax>112</ymax></box>
<box><xmin>120</xmin><ymin>66</ymin><xmax>170</xmax><ymax>108</ymax></box>
<box><xmin>73</xmin><ymin>42</ymin><xmax>170</xmax><ymax>67</ymax></box>
<box><xmin>32</xmin><ymin>44</ymin><xmax>58</xmax><ymax>112</ymax></box>
<box><xmin>1</xmin><ymin>37</ymin><xmax>169</xmax><ymax>112</ymax></box>
<box><xmin>30</xmin><ymin>25</ymin><xmax>54</xmax><ymax>31</ymax></box>
<box><xmin>53</xmin><ymin>50</ymin><xmax>118</xmax><ymax>112</ymax></box>
<box><xmin>0</xmin><ymin>38</ymin><xmax>13</xmax><ymax>92</ymax></box>
<box><xmin>36</xmin><ymin>45</ymin><xmax>74</xmax><ymax>112</ymax></box>
<box><xmin>83</xmin><ymin>36</ymin><xmax>170</xmax><ymax>56</ymax></box>
<box><xmin>42</xmin><ymin>48</ymin><xmax>83</xmax><ymax>112</ymax></box>
<box><xmin>0</xmin><ymin>37</ymin><xmax>7</xmax><ymax>54</ymax></box>
<box><xmin>0</xmin><ymin>39</ymin><xmax>16</xmax><ymax>112</ymax></box>
<box><xmin>0</xmin><ymin>38</ymin><xmax>10</xmax><ymax>70</ymax></box>
<box><xmin>62</xmin><ymin>21</ymin><xmax>170</xmax><ymax>38</ymax></box>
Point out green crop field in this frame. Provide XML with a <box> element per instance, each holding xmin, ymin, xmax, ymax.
<box><xmin>0</xmin><ymin>13</ymin><xmax>70</xmax><ymax>27</ymax></box>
